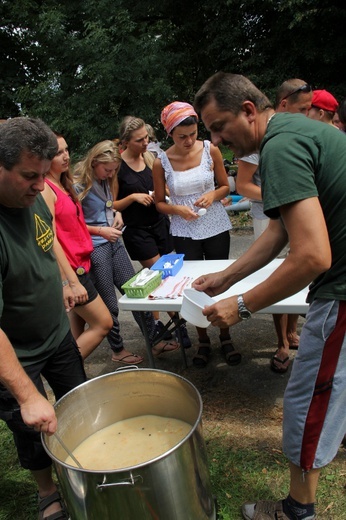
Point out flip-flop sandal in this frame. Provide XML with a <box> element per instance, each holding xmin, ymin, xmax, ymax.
<box><xmin>38</xmin><ymin>490</ymin><xmax>68</xmax><ymax>520</ymax></box>
<box><xmin>270</xmin><ymin>351</ymin><xmax>290</xmax><ymax>373</ymax></box>
<box><xmin>220</xmin><ymin>338</ymin><xmax>242</xmax><ymax>366</ymax></box>
<box><xmin>152</xmin><ymin>340</ymin><xmax>180</xmax><ymax>358</ymax></box>
<box><xmin>193</xmin><ymin>342</ymin><xmax>211</xmax><ymax>368</ymax></box>
<box><xmin>112</xmin><ymin>353</ymin><xmax>143</xmax><ymax>365</ymax></box>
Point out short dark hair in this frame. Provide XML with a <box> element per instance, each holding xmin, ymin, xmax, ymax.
<box><xmin>0</xmin><ymin>117</ymin><xmax>58</xmax><ymax>170</ymax></box>
<box><xmin>194</xmin><ymin>71</ymin><xmax>272</xmax><ymax>115</ymax></box>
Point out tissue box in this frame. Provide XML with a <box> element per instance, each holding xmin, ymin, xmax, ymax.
<box><xmin>122</xmin><ymin>270</ymin><xmax>162</xmax><ymax>298</ymax></box>
<box><xmin>151</xmin><ymin>254</ymin><xmax>184</xmax><ymax>279</ymax></box>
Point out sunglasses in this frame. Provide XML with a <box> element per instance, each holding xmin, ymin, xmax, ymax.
<box><xmin>281</xmin><ymin>84</ymin><xmax>312</xmax><ymax>101</ymax></box>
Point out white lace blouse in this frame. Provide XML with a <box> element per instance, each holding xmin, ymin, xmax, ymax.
<box><xmin>159</xmin><ymin>140</ymin><xmax>231</xmax><ymax>239</ymax></box>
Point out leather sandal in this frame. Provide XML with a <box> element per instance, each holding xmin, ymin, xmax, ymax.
<box><xmin>38</xmin><ymin>490</ymin><xmax>68</xmax><ymax>520</ymax></box>
<box><xmin>152</xmin><ymin>340</ymin><xmax>180</xmax><ymax>357</ymax></box>
<box><xmin>193</xmin><ymin>342</ymin><xmax>211</xmax><ymax>368</ymax></box>
<box><xmin>220</xmin><ymin>337</ymin><xmax>241</xmax><ymax>366</ymax></box>
<box><xmin>270</xmin><ymin>350</ymin><xmax>290</xmax><ymax>373</ymax></box>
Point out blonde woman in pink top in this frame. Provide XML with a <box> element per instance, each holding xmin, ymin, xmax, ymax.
<box><xmin>42</xmin><ymin>133</ymin><xmax>113</xmax><ymax>359</ymax></box>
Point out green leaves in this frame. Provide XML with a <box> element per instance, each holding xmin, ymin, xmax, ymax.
<box><xmin>1</xmin><ymin>0</ymin><xmax>346</xmax><ymax>153</ymax></box>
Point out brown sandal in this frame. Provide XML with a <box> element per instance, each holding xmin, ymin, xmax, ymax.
<box><xmin>193</xmin><ymin>342</ymin><xmax>211</xmax><ymax>368</ymax></box>
<box><xmin>152</xmin><ymin>340</ymin><xmax>180</xmax><ymax>357</ymax></box>
<box><xmin>220</xmin><ymin>337</ymin><xmax>242</xmax><ymax>366</ymax></box>
<box><xmin>270</xmin><ymin>350</ymin><xmax>290</xmax><ymax>373</ymax></box>
<box><xmin>38</xmin><ymin>490</ymin><xmax>68</xmax><ymax>520</ymax></box>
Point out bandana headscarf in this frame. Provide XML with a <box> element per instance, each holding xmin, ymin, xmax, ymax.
<box><xmin>160</xmin><ymin>101</ymin><xmax>198</xmax><ymax>135</ymax></box>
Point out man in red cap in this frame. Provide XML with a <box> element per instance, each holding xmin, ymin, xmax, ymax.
<box><xmin>308</xmin><ymin>89</ymin><xmax>339</xmax><ymax>125</ymax></box>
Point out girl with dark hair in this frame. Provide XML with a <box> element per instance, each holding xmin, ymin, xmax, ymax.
<box><xmin>153</xmin><ymin>102</ymin><xmax>239</xmax><ymax>368</ymax></box>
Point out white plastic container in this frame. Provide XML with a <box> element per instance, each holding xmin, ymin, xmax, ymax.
<box><xmin>181</xmin><ymin>288</ymin><xmax>215</xmax><ymax>328</ymax></box>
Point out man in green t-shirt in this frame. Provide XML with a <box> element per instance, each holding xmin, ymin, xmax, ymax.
<box><xmin>193</xmin><ymin>73</ymin><xmax>346</xmax><ymax>520</ymax></box>
<box><xmin>0</xmin><ymin>118</ymin><xmax>86</xmax><ymax>519</ymax></box>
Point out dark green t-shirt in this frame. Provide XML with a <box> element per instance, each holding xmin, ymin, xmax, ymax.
<box><xmin>260</xmin><ymin>112</ymin><xmax>346</xmax><ymax>303</ymax></box>
<box><xmin>0</xmin><ymin>194</ymin><xmax>69</xmax><ymax>366</ymax></box>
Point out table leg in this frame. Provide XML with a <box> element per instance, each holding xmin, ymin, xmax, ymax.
<box><xmin>172</xmin><ymin>313</ymin><xmax>188</xmax><ymax>369</ymax></box>
<box><xmin>139</xmin><ymin>312</ymin><xmax>156</xmax><ymax>368</ymax></box>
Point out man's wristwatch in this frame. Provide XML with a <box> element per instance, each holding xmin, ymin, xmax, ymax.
<box><xmin>237</xmin><ymin>294</ymin><xmax>252</xmax><ymax>320</ymax></box>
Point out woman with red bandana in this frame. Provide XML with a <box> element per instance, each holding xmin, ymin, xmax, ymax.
<box><xmin>152</xmin><ymin>101</ymin><xmax>239</xmax><ymax>368</ymax></box>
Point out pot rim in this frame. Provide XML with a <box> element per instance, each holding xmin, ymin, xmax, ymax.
<box><xmin>42</xmin><ymin>368</ymin><xmax>203</xmax><ymax>473</ymax></box>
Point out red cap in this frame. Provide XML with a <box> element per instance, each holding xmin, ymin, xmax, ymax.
<box><xmin>312</xmin><ymin>90</ymin><xmax>339</xmax><ymax>112</ymax></box>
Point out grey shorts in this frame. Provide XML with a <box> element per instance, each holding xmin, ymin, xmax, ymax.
<box><xmin>283</xmin><ymin>299</ymin><xmax>346</xmax><ymax>471</ymax></box>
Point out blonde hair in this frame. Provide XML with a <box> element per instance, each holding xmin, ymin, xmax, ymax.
<box><xmin>145</xmin><ymin>123</ymin><xmax>157</xmax><ymax>142</ymax></box>
<box><xmin>119</xmin><ymin>116</ymin><xmax>155</xmax><ymax>169</ymax></box>
<box><xmin>74</xmin><ymin>140</ymin><xmax>121</xmax><ymax>200</ymax></box>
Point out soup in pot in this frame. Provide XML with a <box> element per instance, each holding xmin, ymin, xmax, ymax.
<box><xmin>65</xmin><ymin>414</ymin><xmax>191</xmax><ymax>470</ymax></box>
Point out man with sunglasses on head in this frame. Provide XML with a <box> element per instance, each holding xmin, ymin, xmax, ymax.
<box><xmin>275</xmin><ymin>79</ymin><xmax>313</xmax><ymax>115</ymax></box>
<box><xmin>236</xmin><ymin>79</ymin><xmax>313</xmax><ymax>374</ymax></box>
<box><xmin>193</xmin><ymin>72</ymin><xmax>346</xmax><ymax>520</ymax></box>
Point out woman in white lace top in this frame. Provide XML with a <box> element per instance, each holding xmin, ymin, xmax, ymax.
<box><xmin>153</xmin><ymin>101</ymin><xmax>241</xmax><ymax>368</ymax></box>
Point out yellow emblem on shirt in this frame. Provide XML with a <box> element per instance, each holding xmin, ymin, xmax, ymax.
<box><xmin>35</xmin><ymin>214</ymin><xmax>54</xmax><ymax>252</ymax></box>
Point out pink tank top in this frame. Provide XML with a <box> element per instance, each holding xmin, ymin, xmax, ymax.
<box><xmin>45</xmin><ymin>179</ymin><xmax>93</xmax><ymax>272</ymax></box>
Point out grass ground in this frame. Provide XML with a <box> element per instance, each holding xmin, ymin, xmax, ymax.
<box><xmin>1</xmin><ymin>418</ymin><xmax>345</xmax><ymax>519</ymax></box>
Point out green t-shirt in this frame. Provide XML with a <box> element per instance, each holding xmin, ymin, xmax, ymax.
<box><xmin>260</xmin><ymin>112</ymin><xmax>346</xmax><ymax>303</ymax></box>
<box><xmin>0</xmin><ymin>194</ymin><xmax>69</xmax><ymax>366</ymax></box>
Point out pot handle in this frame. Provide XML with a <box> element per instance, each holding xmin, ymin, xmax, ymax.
<box><xmin>114</xmin><ymin>365</ymin><xmax>140</xmax><ymax>372</ymax></box>
<box><xmin>97</xmin><ymin>473</ymin><xmax>142</xmax><ymax>490</ymax></box>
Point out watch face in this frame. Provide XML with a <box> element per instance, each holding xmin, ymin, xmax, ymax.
<box><xmin>239</xmin><ymin>309</ymin><xmax>251</xmax><ymax>319</ymax></box>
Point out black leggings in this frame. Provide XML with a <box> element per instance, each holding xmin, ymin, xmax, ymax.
<box><xmin>90</xmin><ymin>240</ymin><xmax>156</xmax><ymax>351</ymax></box>
<box><xmin>173</xmin><ymin>230</ymin><xmax>230</xmax><ymax>260</ymax></box>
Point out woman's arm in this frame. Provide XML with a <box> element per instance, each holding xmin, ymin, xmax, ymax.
<box><xmin>153</xmin><ymin>157</ymin><xmax>198</xmax><ymax>220</ymax></box>
<box><xmin>41</xmin><ymin>184</ymin><xmax>88</xmax><ymax>305</ymax></box>
<box><xmin>86</xmin><ymin>224</ymin><xmax>122</xmax><ymax>242</ymax></box>
<box><xmin>112</xmin><ymin>174</ymin><xmax>154</xmax><ymax>212</ymax></box>
<box><xmin>194</xmin><ymin>144</ymin><xmax>230</xmax><ymax>208</ymax></box>
<box><xmin>236</xmin><ymin>160</ymin><xmax>262</xmax><ymax>200</ymax></box>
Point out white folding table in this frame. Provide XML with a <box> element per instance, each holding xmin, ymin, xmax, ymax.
<box><xmin>119</xmin><ymin>259</ymin><xmax>310</xmax><ymax>368</ymax></box>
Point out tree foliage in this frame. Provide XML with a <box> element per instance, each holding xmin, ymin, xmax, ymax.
<box><xmin>1</xmin><ymin>0</ymin><xmax>346</xmax><ymax>154</ymax></box>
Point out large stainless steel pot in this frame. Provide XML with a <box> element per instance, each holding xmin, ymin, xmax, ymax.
<box><xmin>42</xmin><ymin>368</ymin><xmax>216</xmax><ymax>519</ymax></box>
